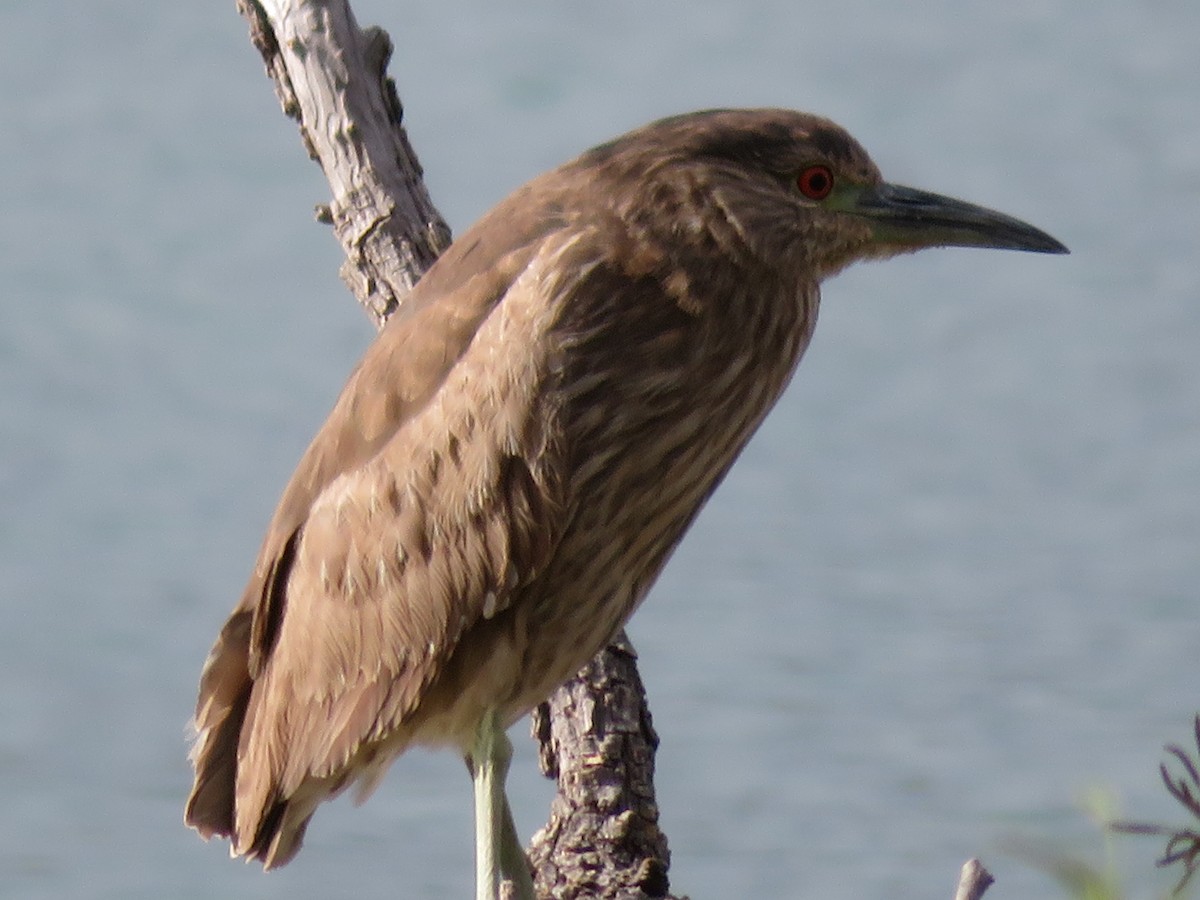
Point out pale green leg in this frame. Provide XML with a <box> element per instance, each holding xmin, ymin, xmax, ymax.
<box><xmin>469</xmin><ymin>709</ymin><xmax>534</xmax><ymax>900</ymax></box>
<box><xmin>498</xmin><ymin>791</ymin><xmax>534</xmax><ymax>899</ymax></box>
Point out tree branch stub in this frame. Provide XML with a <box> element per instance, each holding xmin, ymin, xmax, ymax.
<box><xmin>955</xmin><ymin>858</ymin><xmax>995</xmax><ymax>900</ymax></box>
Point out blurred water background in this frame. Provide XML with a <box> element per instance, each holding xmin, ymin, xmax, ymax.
<box><xmin>1</xmin><ymin>1</ymin><xmax>1198</xmax><ymax>898</ymax></box>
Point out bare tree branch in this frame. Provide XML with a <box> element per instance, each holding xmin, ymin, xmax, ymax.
<box><xmin>529</xmin><ymin>635</ymin><xmax>675</xmax><ymax>899</ymax></box>
<box><xmin>954</xmin><ymin>858</ymin><xmax>995</xmax><ymax>900</ymax></box>
<box><xmin>243</xmin><ymin>0</ymin><xmax>451</xmax><ymax>325</ymax></box>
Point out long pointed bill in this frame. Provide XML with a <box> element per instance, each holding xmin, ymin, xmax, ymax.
<box><xmin>850</xmin><ymin>181</ymin><xmax>1069</xmax><ymax>254</ymax></box>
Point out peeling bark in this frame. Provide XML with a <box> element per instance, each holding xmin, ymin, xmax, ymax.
<box><xmin>529</xmin><ymin>636</ymin><xmax>675</xmax><ymax>899</ymax></box>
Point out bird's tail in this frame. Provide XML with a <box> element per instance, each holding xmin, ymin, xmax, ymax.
<box><xmin>184</xmin><ymin>608</ymin><xmax>318</xmax><ymax>869</ymax></box>
<box><xmin>185</xmin><ymin>609</ymin><xmax>252</xmax><ymax>840</ymax></box>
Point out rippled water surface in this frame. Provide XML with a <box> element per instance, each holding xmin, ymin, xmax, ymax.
<box><xmin>1</xmin><ymin>2</ymin><xmax>1198</xmax><ymax>898</ymax></box>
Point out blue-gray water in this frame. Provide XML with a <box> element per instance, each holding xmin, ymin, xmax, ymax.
<box><xmin>1</xmin><ymin>2</ymin><xmax>1198</xmax><ymax>898</ymax></box>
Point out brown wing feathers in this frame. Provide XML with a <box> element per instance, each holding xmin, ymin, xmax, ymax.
<box><xmin>185</xmin><ymin>213</ymin><xmax>570</xmax><ymax>867</ymax></box>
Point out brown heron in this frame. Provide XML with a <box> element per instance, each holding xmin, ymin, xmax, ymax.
<box><xmin>185</xmin><ymin>108</ymin><xmax>1066</xmax><ymax>899</ymax></box>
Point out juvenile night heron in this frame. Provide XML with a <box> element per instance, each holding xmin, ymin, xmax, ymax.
<box><xmin>186</xmin><ymin>108</ymin><xmax>1066</xmax><ymax>899</ymax></box>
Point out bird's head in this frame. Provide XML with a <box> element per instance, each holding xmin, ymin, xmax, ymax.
<box><xmin>579</xmin><ymin>108</ymin><xmax>1067</xmax><ymax>283</ymax></box>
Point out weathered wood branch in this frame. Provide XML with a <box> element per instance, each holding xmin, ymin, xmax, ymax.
<box><xmin>955</xmin><ymin>858</ymin><xmax>995</xmax><ymax>900</ymax></box>
<box><xmin>529</xmin><ymin>636</ymin><xmax>674</xmax><ymax>899</ymax></box>
<box><xmin>242</xmin><ymin>0</ymin><xmax>451</xmax><ymax>325</ymax></box>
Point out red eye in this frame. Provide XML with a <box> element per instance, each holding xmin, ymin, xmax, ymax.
<box><xmin>797</xmin><ymin>165</ymin><xmax>834</xmax><ymax>200</ymax></box>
